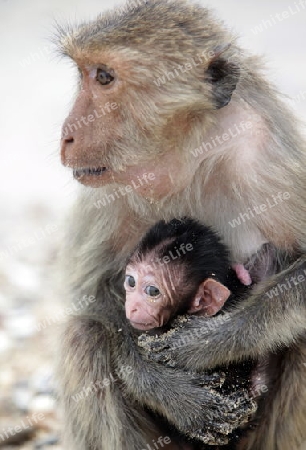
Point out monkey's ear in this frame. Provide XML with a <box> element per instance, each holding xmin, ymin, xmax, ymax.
<box><xmin>206</xmin><ymin>49</ymin><xmax>240</xmax><ymax>109</ymax></box>
<box><xmin>187</xmin><ymin>278</ymin><xmax>231</xmax><ymax>316</ymax></box>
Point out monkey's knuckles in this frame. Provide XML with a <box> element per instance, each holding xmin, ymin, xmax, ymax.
<box><xmin>200</xmin><ymin>389</ymin><xmax>257</xmax><ymax>436</ymax></box>
<box><xmin>138</xmin><ymin>337</ymin><xmax>198</xmax><ymax>368</ymax></box>
<box><xmin>189</xmin><ymin>429</ymin><xmax>229</xmax><ymax>445</ymax></box>
<box><xmin>182</xmin><ymin>389</ymin><xmax>251</xmax><ymax>436</ymax></box>
<box><xmin>193</xmin><ymin>371</ymin><xmax>226</xmax><ymax>389</ymax></box>
<box><xmin>138</xmin><ymin>333</ymin><xmax>174</xmax><ymax>363</ymax></box>
<box><xmin>138</xmin><ymin>315</ymin><xmax>214</xmax><ymax>366</ymax></box>
<box><xmin>138</xmin><ymin>322</ymin><xmax>196</xmax><ymax>366</ymax></box>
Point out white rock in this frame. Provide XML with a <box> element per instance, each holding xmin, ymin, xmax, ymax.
<box><xmin>5</xmin><ymin>309</ymin><xmax>37</xmax><ymax>339</ymax></box>
<box><xmin>0</xmin><ymin>330</ymin><xmax>13</xmax><ymax>353</ymax></box>
<box><xmin>30</xmin><ymin>395</ymin><xmax>55</xmax><ymax>412</ymax></box>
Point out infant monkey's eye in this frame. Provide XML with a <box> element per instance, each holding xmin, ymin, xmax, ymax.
<box><xmin>125</xmin><ymin>275</ymin><xmax>136</xmax><ymax>288</ymax></box>
<box><xmin>145</xmin><ymin>286</ymin><xmax>160</xmax><ymax>297</ymax></box>
<box><xmin>96</xmin><ymin>68</ymin><xmax>115</xmax><ymax>86</ymax></box>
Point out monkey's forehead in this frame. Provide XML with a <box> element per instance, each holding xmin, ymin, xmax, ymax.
<box><xmin>56</xmin><ymin>0</ymin><xmax>233</xmax><ymax>60</ymax></box>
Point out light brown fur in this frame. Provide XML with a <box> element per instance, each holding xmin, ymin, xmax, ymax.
<box><xmin>57</xmin><ymin>1</ymin><xmax>306</xmax><ymax>449</ymax></box>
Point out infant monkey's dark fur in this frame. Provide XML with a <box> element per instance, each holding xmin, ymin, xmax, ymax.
<box><xmin>126</xmin><ymin>218</ymin><xmax>257</xmax><ymax>447</ymax></box>
<box><xmin>125</xmin><ymin>217</ymin><xmax>248</xmax><ymax>329</ymax></box>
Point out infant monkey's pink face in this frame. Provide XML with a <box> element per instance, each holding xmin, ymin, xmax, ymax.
<box><xmin>124</xmin><ymin>263</ymin><xmax>174</xmax><ymax>331</ymax></box>
<box><xmin>124</xmin><ymin>262</ymin><xmax>231</xmax><ymax>331</ymax></box>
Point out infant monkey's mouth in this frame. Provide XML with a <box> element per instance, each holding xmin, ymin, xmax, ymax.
<box><xmin>73</xmin><ymin>167</ymin><xmax>108</xmax><ymax>178</ymax></box>
<box><xmin>130</xmin><ymin>321</ymin><xmax>154</xmax><ymax>331</ymax></box>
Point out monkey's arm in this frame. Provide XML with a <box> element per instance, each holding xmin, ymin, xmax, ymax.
<box><xmin>87</xmin><ymin>311</ymin><xmax>255</xmax><ymax>444</ymax></box>
<box><xmin>140</xmin><ymin>256</ymin><xmax>306</xmax><ymax>370</ymax></box>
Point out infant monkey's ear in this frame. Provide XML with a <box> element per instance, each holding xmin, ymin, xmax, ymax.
<box><xmin>187</xmin><ymin>278</ymin><xmax>231</xmax><ymax>316</ymax></box>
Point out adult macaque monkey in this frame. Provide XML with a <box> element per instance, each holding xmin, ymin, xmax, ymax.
<box><xmin>58</xmin><ymin>0</ymin><xmax>306</xmax><ymax>449</ymax></box>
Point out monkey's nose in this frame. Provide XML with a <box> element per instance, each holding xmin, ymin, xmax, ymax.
<box><xmin>61</xmin><ymin>135</ymin><xmax>75</xmax><ymax>166</ymax></box>
<box><xmin>126</xmin><ymin>307</ymin><xmax>137</xmax><ymax>320</ymax></box>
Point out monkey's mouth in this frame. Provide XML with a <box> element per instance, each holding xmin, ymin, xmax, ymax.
<box><xmin>130</xmin><ymin>321</ymin><xmax>155</xmax><ymax>331</ymax></box>
<box><xmin>73</xmin><ymin>167</ymin><xmax>108</xmax><ymax>179</ymax></box>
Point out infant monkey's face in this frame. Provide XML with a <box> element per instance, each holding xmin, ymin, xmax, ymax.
<box><xmin>124</xmin><ymin>261</ymin><xmax>231</xmax><ymax>331</ymax></box>
<box><xmin>124</xmin><ymin>263</ymin><xmax>177</xmax><ymax>331</ymax></box>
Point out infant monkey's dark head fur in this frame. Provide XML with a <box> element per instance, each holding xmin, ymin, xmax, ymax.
<box><xmin>124</xmin><ymin>217</ymin><xmax>245</xmax><ymax>331</ymax></box>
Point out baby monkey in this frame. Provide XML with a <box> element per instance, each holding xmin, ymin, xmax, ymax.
<box><xmin>125</xmin><ymin>217</ymin><xmax>245</xmax><ymax>332</ymax></box>
<box><xmin>124</xmin><ymin>218</ymin><xmax>256</xmax><ymax>447</ymax></box>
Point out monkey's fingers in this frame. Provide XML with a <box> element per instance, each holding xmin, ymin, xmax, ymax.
<box><xmin>138</xmin><ymin>333</ymin><xmax>173</xmax><ymax>358</ymax></box>
<box><xmin>169</xmin><ymin>314</ymin><xmax>192</xmax><ymax>328</ymax></box>
<box><xmin>138</xmin><ymin>314</ymin><xmax>192</xmax><ymax>348</ymax></box>
<box><xmin>200</xmin><ymin>388</ymin><xmax>257</xmax><ymax>429</ymax></box>
<box><xmin>142</xmin><ymin>345</ymin><xmax>175</xmax><ymax>366</ymax></box>
<box><xmin>138</xmin><ymin>315</ymin><xmax>209</xmax><ymax>366</ymax></box>
<box><xmin>138</xmin><ymin>332</ymin><xmax>184</xmax><ymax>366</ymax></box>
<box><xmin>227</xmin><ymin>391</ymin><xmax>258</xmax><ymax>423</ymax></box>
<box><xmin>188</xmin><ymin>429</ymin><xmax>229</xmax><ymax>445</ymax></box>
<box><xmin>190</xmin><ymin>371</ymin><xmax>226</xmax><ymax>389</ymax></box>
<box><xmin>171</xmin><ymin>386</ymin><xmax>253</xmax><ymax>440</ymax></box>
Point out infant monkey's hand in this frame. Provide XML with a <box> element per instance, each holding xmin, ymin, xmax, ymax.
<box><xmin>233</xmin><ymin>264</ymin><xmax>252</xmax><ymax>286</ymax></box>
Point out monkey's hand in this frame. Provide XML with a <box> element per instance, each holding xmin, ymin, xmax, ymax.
<box><xmin>174</xmin><ymin>381</ymin><xmax>257</xmax><ymax>444</ymax></box>
<box><xmin>140</xmin><ymin>256</ymin><xmax>306</xmax><ymax>371</ymax></box>
<box><xmin>142</xmin><ymin>368</ymin><xmax>256</xmax><ymax>444</ymax></box>
<box><xmin>117</xmin><ymin>323</ymin><xmax>256</xmax><ymax>442</ymax></box>
<box><xmin>138</xmin><ymin>314</ymin><xmax>206</xmax><ymax>367</ymax></box>
<box><xmin>138</xmin><ymin>320</ymin><xmax>257</xmax><ymax>442</ymax></box>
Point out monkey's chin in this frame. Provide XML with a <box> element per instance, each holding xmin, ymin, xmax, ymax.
<box><xmin>73</xmin><ymin>167</ymin><xmax>111</xmax><ymax>187</ymax></box>
<box><xmin>129</xmin><ymin>321</ymin><xmax>156</xmax><ymax>331</ymax></box>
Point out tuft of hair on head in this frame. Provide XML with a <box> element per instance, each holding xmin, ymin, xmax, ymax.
<box><xmin>128</xmin><ymin>217</ymin><xmax>230</xmax><ymax>287</ymax></box>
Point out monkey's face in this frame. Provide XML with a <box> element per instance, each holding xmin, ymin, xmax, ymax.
<box><xmin>60</xmin><ymin>58</ymin><xmax>124</xmax><ymax>188</ymax></box>
<box><xmin>124</xmin><ymin>263</ymin><xmax>179</xmax><ymax>330</ymax></box>
<box><xmin>60</xmin><ymin>54</ymin><xmax>198</xmax><ymax>199</ymax></box>
<box><xmin>60</xmin><ymin>19</ymin><xmax>239</xmax><ymax>201</ymax></box>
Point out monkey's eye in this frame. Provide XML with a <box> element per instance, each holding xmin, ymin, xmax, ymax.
<box><xmin>125</xmin><ymin>275</ymin><xmax>136</xmax><ymax>288</ymax></box>
<box><xmin>96</xmin><ymin>68</ymin><xmax>115</xmax><ymax>86</ymax></box>
<box><xmin>145</xmin><ymin>286</ymin><xmax>161</xmax><ymax>297</ymax></box>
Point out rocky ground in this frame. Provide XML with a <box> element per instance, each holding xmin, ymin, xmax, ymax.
<box><xmin>0</xmin><ymin>203</ymin><xmax>65</xmax><ymax>449</ymax></box>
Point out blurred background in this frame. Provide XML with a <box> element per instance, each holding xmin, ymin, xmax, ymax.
<box><xmin>0</xmin><ymin>0</ymin><xmax>305</xmax><ymax>448</ymax></box>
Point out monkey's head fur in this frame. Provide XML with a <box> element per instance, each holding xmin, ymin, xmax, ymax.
<box><xmin>58</xmin><ymin>0</ymin><xmax>306</xmax><ymax>264</ymax></box>
<box><xmin>58</xmin><ymin>0</ymin><xmax>242</xmax><ymax>199</ymax></box>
